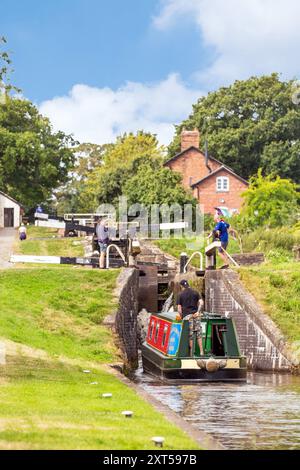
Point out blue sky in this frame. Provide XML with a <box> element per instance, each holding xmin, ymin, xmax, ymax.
<box><xmin>1</xmin><ymin>0</ymin><xmax>207</xmax><ymax>102</ymax></box>
<box><xmin>1</xmin><ymin>0</ymin><xmax>300</xmax><ymax>145</ymax></box>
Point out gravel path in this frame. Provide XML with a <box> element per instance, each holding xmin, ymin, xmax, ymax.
<box><xmin>0</xmin><ymin>228</ymin><xmax>17</xmax><ymax>269</ymax></box>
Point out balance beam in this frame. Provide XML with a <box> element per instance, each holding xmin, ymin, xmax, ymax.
<box><xmin>205</xmin><ymin>241</ymin><xmax>221</xmax><ymax>256</ymax></box>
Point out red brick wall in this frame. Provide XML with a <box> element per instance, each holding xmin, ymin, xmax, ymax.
<box><xmin>165</xmin><ymin>148</ymin><xmax>221</xmax><ymax>189</ymax></box>
<box><xmin>193</xmin><ymin>169</ymin><xmax>248</xmax><ymax>214</ymax></box>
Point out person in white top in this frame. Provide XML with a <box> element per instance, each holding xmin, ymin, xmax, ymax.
<box><xmin>18</xmin><ymin>223</ymin><xmax>27</xmax><ymax>241</ymax></box>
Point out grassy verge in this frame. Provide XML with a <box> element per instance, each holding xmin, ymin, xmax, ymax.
<box><xmin>0</xmin><ymin>354</ymin><xmax>198</xmax><ymax>450</ymax></box>
<box><xmin>0</xmin><ymin>227</ymin><xmax>199</xmax><ymax>449</ymax></box>
<box><xmin>0</xmin><ymin>267</ymin><xmax>119</xmax><ymax>362</ymax></box>
<box><xmin>15</xmin><ymin>225</ymin><xmax>84</xmax><ymax>257</ymax></box>
<box><xmin>239</xmin><ymin>262</ymin><xmax>300</xmax><ymax>348</ymax></box>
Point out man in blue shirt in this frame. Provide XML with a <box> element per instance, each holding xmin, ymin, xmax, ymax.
<box><xmin>209</xmin><ymin>216</ymin><xmax>232</xmax><ymax>269</ymax></box>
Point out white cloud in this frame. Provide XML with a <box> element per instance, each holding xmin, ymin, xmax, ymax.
<box><xmin>154</xmin><ymin>0</ymin><xmax>300</xmax><ymax>87</ymax></box>
<box><xmin>39</xmin><ymin>74</ymin><xmax>202</xmax><ymax>145</ymax></box>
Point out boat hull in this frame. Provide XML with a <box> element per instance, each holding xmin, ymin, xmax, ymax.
<box><xmin>141</xmin><ymin>344</ymin><xmax>247</xmax><ymax>384</ymax></box>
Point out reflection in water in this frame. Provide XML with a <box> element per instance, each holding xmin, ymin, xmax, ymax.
<box><xmin>135</xmin><ymin>368</ymin><xmax>300</xmax><ymax>450</ymax></box>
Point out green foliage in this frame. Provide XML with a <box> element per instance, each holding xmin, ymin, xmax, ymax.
<box><xmin>204</xmin><ymin>213</ymin><xmax>215</xmax><ymax>231</ymax></box>
<box><xmin>54</xmin><ymin>142</ymin><xmax>110</xmax><ymax>214</ymax></box>
<box><xmin>0</xmin><ymin>36</ymin><xmax>20</xmax><ymax>95</ymax></box>
<box><xmin>90</xmin><ymin>132</ymin><xmax>165</xmax><ymax>207</ymax></box>
<box><xmin>0</xmin><ymin>38</ymin><xmax>76</xmax><ymax>209</ymax></box>
<box><xmin>242</xmin><ymin>226</ymin><xmax>300</xmax><ymax>253</ymax></box>
<box><xmin>124</xmin><ymin>158</ymin><xmax>196</xmax><ymax>207</ymax></box>
<box><xmin>239</xmin><ymin>263</ymin><xmax>300</xmax><ymax>346</ymax></box>
<box><xmin>0</xmin><ymin>95</ymin><xmax>76</xmax><ymax>209</ymax></box>
<box><xmin>168</xmin><ymin>74</ymin><xmax>300</xmax><ymax>182</ymax></box>
<box><xmin>237</xmin><ymin>170</ymin><xmax>299</xmax><ymax>229</ymax></box>
<box><xmin>68</xmin><ymin>131</ymin><xmax>195</xmax><ymax>212</ymax></box>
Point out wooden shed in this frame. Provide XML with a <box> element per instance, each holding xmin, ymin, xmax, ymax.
<box><xmin>0</xmin><ymin>191</ymin><xmax>23</xmax><ymax>228</ymax></box>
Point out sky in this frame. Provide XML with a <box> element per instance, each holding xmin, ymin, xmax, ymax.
<box><xmin>1</xmin><ymin>0</ymin><xmax>300</xmax><ymax>145</ymax></box>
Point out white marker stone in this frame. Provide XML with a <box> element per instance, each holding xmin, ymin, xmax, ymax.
<box><xmin>82</xmin><ymin>370</ymin><xmax>91</xmax><ymax>373</ymax></box>
<box><xmin>121</xmin><ymin>411</ymin><xmax>133</xmax><ymax>418</ymax></box>
<box><xmin>102</xmin><ymin>393</ymin><xmax>112</xmax><ymax>398</ymax></box>
<box><xmin>90</xmin><ymin>382</ymin><xmax>98</xmax><ymax>385</ymax></box>
<box><xmin>151</xmin><ymin>437</ymin><xmax>165</xmax><ymax>448</ymax></box>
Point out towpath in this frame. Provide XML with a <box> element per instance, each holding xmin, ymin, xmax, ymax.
<box><xmin>0</xmin><ymin>228</ymin><xmax>16</xmax><ymax>269</ymax></box>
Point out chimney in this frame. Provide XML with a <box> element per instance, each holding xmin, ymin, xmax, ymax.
<box><xmin>181</xmin><ymin>128</ymin><xmax>200</xmax><ymax>152</ymax></box>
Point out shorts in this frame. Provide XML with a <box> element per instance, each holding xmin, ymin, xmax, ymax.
<box><xmin>98</xmin><ymin>242</ymin><xmax>108</xmax><ymax>253</ymax></box>
<box><xmin>184</xmin><ymin>314</ymin><xmax>202</xmax><ymax>340</ymax></box>
<box><xmin>218</xmin><ymin>241</ymin><xmax>228</xmax><ymax>253</ymax></box>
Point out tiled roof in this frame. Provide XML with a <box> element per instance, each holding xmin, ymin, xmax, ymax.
<box><xmin>191</xmin><ymin>166</ymin><xmax>249</xmax><ymax>188</ymax></box>
<box><xmin>0</xmin><ymin>190</ymin><xmax>23</xmax><ymax>207</ymax></box>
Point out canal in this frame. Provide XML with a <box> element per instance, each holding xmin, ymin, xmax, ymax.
<box><xmin>135</xmin><ymin>369</ymin><xmax>300</xmax><ymax>450</ymax></box>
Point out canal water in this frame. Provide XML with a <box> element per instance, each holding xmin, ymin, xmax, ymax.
<box><xmin>134</xmin><ymin>368</ymin><xmax>300</xmax><ymax>450</ymax></box>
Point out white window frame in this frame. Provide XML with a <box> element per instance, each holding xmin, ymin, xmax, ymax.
<box><xmin>216</xmin><ymin>176</ymin><xmax>229</xmax><ymax>192</ymax></box>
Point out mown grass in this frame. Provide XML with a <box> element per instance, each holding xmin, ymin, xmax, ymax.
<box><xmin>15</xmin><ymin>225</ymin><xmax>84</xmax><ymax>257</ymax></box>
<box><xmin>0</xmin><ymin>356</ymin><xmax>198</xmax><ymax>450</ymax></box>
<box><xmin>0</xmin><ymin>267</ymin><xmax>119</xmax><ymax>362</ymax></box>
<box><xmin>0</xmin><ymin>226</ymin><xmax>199</xmax><ymax>449</ymax></box>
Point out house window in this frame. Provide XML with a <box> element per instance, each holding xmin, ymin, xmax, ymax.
<box><xmin>216</xmin><ymin>177</ymin><xmax>229</xmax><ymax>192</ymax></box>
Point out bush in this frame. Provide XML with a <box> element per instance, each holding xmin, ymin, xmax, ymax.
<box><xmin>239</xmin><ymin>170</ymin><xmax>299</xmax><ymax>230</ymax></box>
<box><xmin>243</xmin><ymin>227</ymin><xmax>300</xmax><ymax>261</ymax></box>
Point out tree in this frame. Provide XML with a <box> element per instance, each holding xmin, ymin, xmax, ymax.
<box><xmin>124</xmin><ymin>159</ymin><xmax>196</xmax><ymax>207</ymax></box>
<box><xmin>168</xmin><ymin>74</ymin><xmax>300</xmax><ymax>182</ymax></box>
<box><xmin>53</xmin><ymin>142</ymin><xmax>110</xmax><ymax>214</ymax></box>
<box><xmin>66</xmin><ymin>131</ymin><xmax>196</xmax><ymax>214</ymax></box>
<box><xmin>0</xmin><ymin>96</ymin><xmax>76</xmax><ymax>208</ymax></box>
<box><xmin>0</xmin><ymin>37</ymin><xmax>76</xmax><ymax>209</ymax></box>
<box><xmin>79</xmin><ymin>132</ymin><xmax>166</xmax><ymax>210</ymax></box>
<box><xmin>0</xmin><ymin>36</ymin><xmax>21</xmax><ymax>98</ymax></box>
<box><xmin>238</xmin><ymin>170</ymin><xmax>299</xmax><ymax>229</ymax></box>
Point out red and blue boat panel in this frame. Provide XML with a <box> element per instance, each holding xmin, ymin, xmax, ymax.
<box><xmin>147</xmin><ymin>315</ymin><xmax>174</xmax><ymax>354</ymax></box>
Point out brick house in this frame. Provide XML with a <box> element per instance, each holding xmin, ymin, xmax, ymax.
<box><xmin>164</xmin><ymin>129</ymin><xmax>248</xmax><ymax>215</ymax></box>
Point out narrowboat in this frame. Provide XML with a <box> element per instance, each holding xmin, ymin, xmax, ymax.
<box><xmin>141</xmin><ymin>311</ymin><xmax>247</xmax><ymax>383</ymax></box>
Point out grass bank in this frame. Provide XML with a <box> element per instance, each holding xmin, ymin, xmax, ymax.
<box><xmin>0</xmin><ymin>267</ymin><xmax>119</xmax><ymax>362</ymax></box>
<box><xmin>0</xmin><ymin>354</ymin><xmax>198</xmax><ymax>450</ymax></box>
<box><xmin>0</xmin><ymin>227</ymin><xmax>199</xmax><ymax>449</ymax></box>
<box><xmin>15</xmin><ymin>225</ymin><xmax>84</xmax><ymax>257</ymax></box>
<box><xmin>239</xmin><ymin>262</ymin><xmax>300</xmax><ymax>349</ymax></box>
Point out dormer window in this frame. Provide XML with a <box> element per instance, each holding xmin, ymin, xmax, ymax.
<box><xmin>216</xmin><ymin>176</ymin><xmax>229</xmax><ymax>192</ymax></box>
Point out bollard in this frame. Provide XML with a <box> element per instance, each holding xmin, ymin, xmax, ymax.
<box><xmin>101</xmin><ymin>393</ymin><xmax>112</xmax><ymax>398</ymax></box>
<box><xmin>121</xmin><ymin>411</ymin><xmax>133</xmax><ymax>418</ymax></box>
<box><xmin>180</xmin><ymin>252</ymin><xmax>188</xmax><ymax>274</ymax></box>
<box><xmin>151</xmin><ymin>436</ymin><xmax>165</xmax><ymax>448</ymax></box>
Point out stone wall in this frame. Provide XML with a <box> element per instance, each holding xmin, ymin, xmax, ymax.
<box><xmin>113</xmin><ymin>268</ymin><xmax>140</xmax><ymax>369</ymax></box>
<box><xmin>205</xmin><ymin>270</ymin><xmax>299</xmax><ymax>372</ymax></box>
